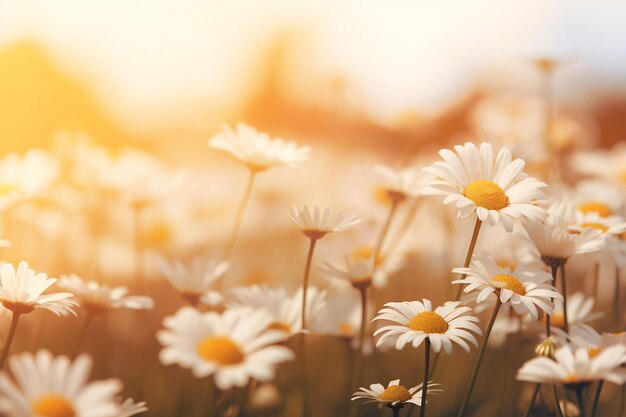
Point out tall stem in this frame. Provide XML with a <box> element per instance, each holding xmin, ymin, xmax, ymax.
<box><xmin>590</xmin><ymin>380</ymin><xmax>603</xmax><ymax>417</ymax></box>
<box><xmin>454</xmin><ymin>218</ymin><xmax>483</xmax><ymax>301</ymax></box>
<box><xmin>591</xmin><ymin>262</ymin><xmax>600</xmax><ymax>300</ymax></box>
<box><xmin>0</xmin><ymin>312</ymin><xmax>21</xmax><ymax>369</ymax></box>
<box><xmin>393</xmin><ymin>406</ymin><xmax>401</xmax><ymax>417</ymax></box>
<box><xmin>300</xmin><ymin>238</ymin><xmax>318</xmax><ymax>330</ymax></box>
<box><xmin>547</xmin><ymin>264</ymin><xmax>561</xmax><ymax>337</ymax></box>
<box><xmin>358</xmin><ymin>286</ymin><xmax>368</xmax><ymax>354</ymax></box>
<box><xmin>300</xmin><ymin>334</ymin><xmax>310</xmax><ymax>417</ymax></box>
<box><xmin>221</xmin><ymin>170</ymin><xmax>257</xmax><ymax>262</ymax></box>
<box><xmin>561</xmin><ymin>265</ymin><xmax>570</xmax><ymax>334</ymax></box>
<box><xmin>614</xmin><ymin>267</ymin><xmax>621</xmax><ymax>329</ymax></box>
<box><xmin>575</xmin><ymin>386</ymin><xmax>587</xmax><ymax>417</ymax></box>
<box><xmin>72</xmin><ymin>309</ymin><xmax>94</xmax><ymax>356</ymax></box>
<box><xmin>373</xmin><ymin>199</ymin><xmax>399</xmax><ymax>266</ymax></box>
<box><xmin>619</xmin><ymin>384</ymin><xmax>625</xmax><ymax>417</ymax></box>
<box><xmin>420</xmin><ymin>338</ymin><xmax>431</xmax><ymax>417</ymax></box>
<box><xmin>133</xmin><ymin>204</ymin><xmax>144</xmax><ymax>287</ymax></box>
<box><xmin>456</xmin><ymin>298</ymin><xmax>501</xmax><ymax>417</ymax></box>
<box><xmin>523</xmin><ymin>383</ymin><xmax>541</xmax><ymax>417</ymax></box>
<box><xmin>553</xmin><ymin>385</ymin><xmax>564</xmax><ymax>417</ymax></box>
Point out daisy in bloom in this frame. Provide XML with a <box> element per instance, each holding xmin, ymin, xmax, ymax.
<box><xmin>568</xmin><ymin>211</ymin><xmax>626</xmax><ymax>265</ymax></box>
<box><xmin>287</xmin><ymin>206</ymin><xmax>361</xmax><ymax>241</ymax></box>
<box><xmin>351</xmin><ymin>379</ymin><xmax>441</xmax><ymax>410</ymax></box>
<box><xmin>157</xmin><ymin>307</ymin><xmax>294</xmax><ymax>390</ymax></box>
<box><xmin>0</xmin><ymin>349</ymin><xmax>146</xmax><ymax>417</ymax></box>
<box><xmin>321</xmin><ymin>256</ymin><xmax>376</xmax><ymax>289</ymax></box>
<box><xmin>155</xmin><ymin>256</ymin><xmax>229</xmax><ymax>306</ymax></box>
<box><xmin>0</xmin><ymin>149</ymin><xmax>60</xmax><ymax>209</ymax></box>
<box><xmin>573</xmin><ymin>180</ymin><xmax>623</xmax><ymax>218</ymax></box>
<box><xmin>453</xmin><ymin>253</ymin><xmax>561</xmax><ymax>320</ymax></box>
<box><xmin>517</xmin><ymin>344</ymin><xmax>626</xmax><ymax>387</ymax></box>
<box><xmin>371</xmin><ymin>165</ymin><xmax>427</xmax><ymax>203</ymax></box>
<box><xmin>58</xmin><ymin>274</ymin><xmax>154</xmax><ymax>312</ymax></box>
<box><xmin>373</xmin><ymin>299</ymin><xmax>481</xmax><ymax>354</ymax></box>
<box><xmin>0</xmin><ymin>261</ymin><xmax>76</xmax><ymax>316</ymax></box>
<box><xmin>423</xmin><ymin>142</ymin><xmax>548</xmax><ymax>232</ymax></box>
<box><xmin>208</xmin><ymin>122</ymin><xmax>310</xmax><ymax>173</ymax></box>
<box><xmin>227</xmin><ymin>285</ymin><xmax>326</xmax><ymax>335</ymax></box>
<box><xmin>549</xmin><ymin>292</ymin><xmax>603</xmax><ymax>346</ymax></box>
<box><xmin>570</xmin><ymin>142</ymin><xmax>626</xmax><ymax>186</ymax></box>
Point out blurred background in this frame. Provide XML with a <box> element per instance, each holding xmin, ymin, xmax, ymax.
<box><xmin>1</xmin><ymin>1</ymin><xmax>626</xmax><ymax>416</ymax></box>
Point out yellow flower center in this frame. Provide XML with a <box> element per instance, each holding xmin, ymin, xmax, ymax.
<box><xmin>496</xmin><ymin>259</ymin><xmax>517</xmax><ymax>271</ymax></box>
<box><xmin>338</xmin><ymin>322</ymin><xmax>353</xmax><ymax>336</ymax></box>
<box><xmin>372</xmin><ymin>186</ymin><xmax>392</xmax><ymax>205</ymax></box>
<box><xmin>491</xmin><ymin>274</ymin><xmax>526</xmax><ymax>296</ymax></box>
<box><xmin>408</xmin><ymin>311</ymin><xmax>449</xmax><ymax>333</ymax></box>
<box><xmin>32</xmin><ymin>395</ymin><xmax>76</xmax><ymax>417</ymax></box>
<box><xmin>582</xmin><ymin>222</ymin><xmax>608</xmax><ymax>233</ymax></box>
<box><xmin>463</xmin><ymin>180</ymin><xmax>508</xmax><ymax>211</ymax></box>
<box><xmin>379</xmin><ymin>385</ymin><xmax>412</xmax><ymax>403</ymax></box>
<box><xmin>577</xmin><ymin>201</ymin><xmax>612</xmax><ymax>217</ymax></box>
<box><xmin>268</xmin><ymin>322</ymin><xmax>291</xmax><ymax>333</ymax></box>
<box><xmin>196</xmin><ymin>336</ymin><xmax>244</xmax><ymax>365</ymax></box>
<box><xmin>351</xmin><ymin>245</ymin><xmax>384</xmax><ymax>267</ymax></box>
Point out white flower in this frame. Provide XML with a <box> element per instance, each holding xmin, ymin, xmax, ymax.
<box><xmin>0</xmin><ymin>261</ymin><xmax>76</xmax><ymax>316</ymax></box>
<box><xmin>116</xmin><ymin>398</ymin><xmax>148</xmax><ymax>417</ymax></box>
<box><xmin>568</xmin><ymin>212</ymin><xmax>626</xmax><ymax>265</ymax></box>
<box><xmin>208</xmin><ymin>122</ymin><xmax>310</xmax><ymax>172</ymax></box>
<box><xmin>549</xmin><ymin>292</ymin><xmax>603</xmax><ymax>346</ymax></box>
<box><xmin>227</xmin><ymin>285</ymin><xmax>326</xmax><ymax>335</ymax></box>
<box><xmin>155</xmin><ymin>256</ymin><xmax>228</xmax><ymax>305</ymax></box>
<box><xmin>570</xmin><ymin>142</ymin><xmax>626</xmax><ymax>187</ymax></box>
<box><xmin>373</xmin><ymin>299</ymin><xmax>482</xmax><ymax>354</ymax></box>
<box><xmin>352</xmin><ymin>379</ymin><xmax>441</xmax><ymax>409</ymax></box>
<box><xmin>371</xmin><ymin>165</ymin><xmax>427</xmax><ymax>202</ymax></box>
<box><xmin>58</xmin><ymin>274</ymin><xmax>154</xmax><ymax>311</ymax></box>
<box><xmin>320</xmin><ymin>256</ymin><xmax>376</xmax><ymax>289</ymax></box>
<box><xmin>0</xmin><ymin>149</ymin><xmax>60</xmax><ymax>208</ymax></box>
<box><xmin>423</xmin><ymin>142</ymin><xmax>548</xmax><ymax>231</ymax></box>
<box><xmin>287</xmin><ymin>206</ymin><xmax>361</xmax><ymax>240</ymax></box>
<box><xmin>517</xmin><ymin>344</ymin><xmax>626</xmax><ymax>386</ymax></box>
<box><xmin>309</xmin><ymin>285</ymin><xmax>361</xmax><ymax>338</ymax></box>
<box><xmin>573</xmin><ymin>180</ymin><xmax>623</xmax><ymax>218</ymax></box>
<box><xmin>453</xmin><ymin>253</ymin><xmax>561</xmax><ymax>320</ymax></box>
<box><xmin>157</xmin><ymin>307</ymin><xmax>294</xmax><ymax>390</ymax></box>
<box><xmin>0</xmin><ymin>350</ymin><xmax>134</xmax><ymax>417</ymax></box>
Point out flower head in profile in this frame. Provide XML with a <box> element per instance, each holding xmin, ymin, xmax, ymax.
<box><xmin>58</xmin><ymin>274</ymin><xmax>154</xmax><ymax>312</ymax></box>
<box><xmin>0</xmin><ymin>349</ymin><xmax>144</xmax><ymax>417</ymax></box>
<box><xmin>0</xmin><ymin>149</ymin><xmax>60</xmax><ymax>209</ymax></box>
<box><xmin>549</xmin><ymin>292</ymin><xmax>603</xmax><ymax>346</ymax></box>
<box><xmin>373</xmin><ymin>299</ymin><xmax>481</xmax><ymax>354</ymax></box>
<box><xmin>0</xmin><ymin>261</ymin><xmax>77</xmax><ymax>316</ymax></box>
<box><xmin>287</xmin><ymin>206</ymin><xmax>361</xmax><ymax>240</ymax></box>
<box><xmin>517</xmin><ymin>344</ymin><xmax>626</xmax><ymax>387</ymax></box>
<box><xmin>320</xmin><ymin>256</ymin><xmax>375</xmax><ymax>289</ymax></box>
<box><xmin>157</xmin><ymin>307</ymin><xmax>294</xmax><ymax>390</ymax></box>
<box><xmin>208</xmin><ymin>122</ymin><xmax>310</xmax><ymax>172</ymax></box>
<box><xmin>423</xmin><ymin>142</ymin><xmax>547</xmax><ymax>231</ymax></box>
<box><xmin>371</xmin><ymin>165</ymin><xmax>427</xmax><ymax>203</ymax></box>
<box><xmin>573</xmin><ymin>180</ymin><xmax>623</xmax><ymax>218</ymax></box>
<box><xmin>352</xmin><ymin>379</ymin><xmax>441</xmax><ymax>409</ymax></box>
<box><xmin>155</xmin><ymin>256</ymin><xmax>229</xmax><ymax>306</ymax></box>
<box><xmin>453</xmin><ymin>253</ymin><xmax>561</xmax><ymax>320</ymax></box>
<box><xmin>227</xmin><ymin>285</ymin><xmax>326</xmax><ymax>335</ymax></box>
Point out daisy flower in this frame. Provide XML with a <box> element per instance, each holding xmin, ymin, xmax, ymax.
<box><xmin>570</xmin><ymin>142</ymin><xmax>626</xmax><ymax>187</ymax></box>
<box><xmin>423</xmin><ymin>142</ymin><xmax>547</xmax><ymax>232</ymax></box>
<box><xmin>568</xmin><ymin>211</ymin><xmax>626</xmax><ymax>265</ymax></box>
<box><xmin>0</xmin><ymin>350</ymin><xmax>137</xmax><ymax>417</ymax></box>
<box><xmin>208</xmin><ymin>122</ymin><xmax>310</xmax><ymax>172</ymax></box>
<box><xmin>58</xmin><ymin>274</ymin><xmax>154</xmax><ymax>312</ymax></box>
<box><xmin>373</xmin><ymin>299</ymin><xmax>481</xmax><ymax>354</ymax></box>
<box><xmin>549</xmin><ymin>292</ymin><xmax>603</xmax><ymax>346</ymax></box>
<box><xmin>453</xmin><ymin>253</ymin><xmax>561</xmax><ymax>320</ymax></box>
<box><xmin>155</xmin><ymin>256</ymin><xmax>228</xmax><ymax>306</ymax></box>
<box><xmin>517</xmin><ymin>344</ymin><xmax>626</xmax><ymax>387</ymax></box>
<box><xmin>351</xmin><ymin>379</ymin><xmax>441</xmax><ymax>409</ymax></box>
<box><xmin>320</xmin><ymin>256</ymin><xmax>375</xmax><ymax>289</ymax></box>
<box><xmin>227</xmin><ymin>285</ymin><xmax>326</xmax><ymax>335</ymax></box>
<box><xmin>0</xmin><ymin>149</ymin><xmax>60</xmax><ymax>208</ymax></box>
<box><xmin>573</xmin><ymin>180</ymin><xmax>623</xmax><ymax>218</ymax></box>
<box><xmin>0</xmin><ymin>261</ymin><xmax>76</xmax><ymax>316</ymax></box>
<box><xmin>287</xmin><ymin>206</ymin><xmax>361</xmax><ymax>240</ymax></box>
<box><xmin>371</xmin><ymin>165</ymin><xmax>427</xmax><ymax>203</ymax></box>
<box><xmin>157</xmin><ymin>307</ymin><xmax>294</xmax><ymax>390</ymax></box>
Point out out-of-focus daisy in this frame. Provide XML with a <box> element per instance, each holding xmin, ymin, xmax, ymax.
<box><xmin>117</xmin><ymin>398</ymin><xmax>148</xmax><ymax>417</ymax></box>
<box><xmin>453</xmin><ymin>253</ymin><xmax>561</xmax><ymax>320</ymax></box>
<box><xmin>573</xmin><ymin>180</ymin><xmax>623</xmax><ymax>218</ymax></box>
<box><xmin>371</xmin><ymin>165</ymin><xmax>426</xmax><ymax>203</ymax></box>
<box><xmin>208</xmin><ymin>122</ymin><xmax>310</xmax><ymax>173</ymax></box>
<box><xmin>287</xmin><ymin>206</ymin><xmax>361</xmax><ymax>240</ymax></box>
<box><xmin>351</xmin><ymin>379</ymin><xmax>441</xmax><ymax>409</ymax></box>
<box><xmin>344</xmin><ymin>238</ymin><xmax>406</xmax><ymax>289</ymax></box>
<box><xmin>0</xmin><ymin>261</ymin><xmax>76</xmax><ymax>316</ymax></box>
<box><xmin>373</xmin><ymin>299</ymin><xmax>481</xmax><ymax>354</ymax></box>
<box><xmin>517</xmin><ymin>344</ymin><xmax>626</xmax><ymax>386</ymax></box>
<box><xmin>227</xmin><ymin>285</ymin><xmax>326</xmax><ymax>335</ymax></box>
<box><xmin>0</xmin><ymin>350</ymin><xmax>136</xmax><ymax>417</ymax></box>
<box><xmin>570</xmin><ymin>142</ymin><xmax>626</xmax><ymax>187</ymax></box>
<box><xmin>549</xmin><ymin>292</ymin><xmax>603</xmax><ymax>346</ymax></box>
<box><xmin>0</xmin><ymin>149</ymin><xmax>60</xmax><ymax>208</ymax></box>
<box><xmin>310</xmin><ymin>285</ymin><xmax>361</xmax><ymax>339</ymax></box>
<box><xmin>58</xmin><ymin>274</ymin><xmax>154</xmax><ymax>312</ymax></box>
<box><xmin>155</xmin><ymin>256</ymin><xmax>228</xmax><ymax>306</ymax></box>
<box><xmin>157</xmin><ymin>307</ymin><xmax>294</xmax><ymax>390</ymax></box>
<box><xmin>568</xmin><ymin>212</ymin><xmax>626</xmax><ymax>266</ymax></box>
<box><xmin>321</xmin><ymin>256</ymin><xmax>375</xmax><ymax>289</ymax></box>
<box><xmin>423</xmin><ymin>142</ymin><xmax>547</xmax><ymax>232</ymax></box>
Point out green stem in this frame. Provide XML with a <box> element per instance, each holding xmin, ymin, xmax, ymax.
<box><xmin>614</xmin><ymin>267</ymin><xmax>621</xmax><ymax>330</ymax></box>
<box><xmin>358</xmin><ymin>286</ymin><xmax>368</xmax><ymax>354</ymax></box>
<box><xmin>561</xmin><ymin>265</ymin><xmax>569</xmax><ymax>334</ymax></box>
<box><xmin>523</xmin><ymin>384</ymin><xmax>541</xmax><ymax>417</ymax></box>
<box><xmin>456</xmin><ymin>298</ymin><xmax>501</xmax><ymax>417</ymax></box>
<box><xmin>575</xmin><ymin>386</ymin><xmax>587</xmax><ymax>417</ymax></box>
<box><xmin>590</xmin><ymin>380</ymin><xmax>603</xmax><ymax>417</ymax></box>
<box><xmin>619</xmin><ymin>384</ymin><xmax>625</xmax><ymax>417</ymax></box>
<box><xmin>393</xmin><ymin>405</ymin><xmax>401</xmax><ymax>417</ymax></box>
<box><xmin>72</xmin><ymin>309</ymin><xmax>94</xmax><ymax>356</ymax></box>
<box><xmin>0</xmin><ymin>312</ymin><xmax>21</xmax><ymax>369</ymax></box>
<box><xmin>553</xmin><ymin>385</ymin><xmax>564</xmax><ymax>417</ymax></box>
<box><xmin>301</xmin><ymin>238</ymin><xmax>318</xmax><ymax>330</ymax></box>
<box><xmin>420</xmin><ymin>338</ymin><xmax>431</xmax><ymax>417</ymax></box>
<box><xmin>454</xmin><ymin>217</ymin><xmax>483</xmax><ymax>301</ymax></box>
<box><xmin>547</xmin><ymin>264</ymin><xmax>560</xmax><ymax>337</ymax></box>
<box><xmin>373</xmin><ymin>199</ymin><xmax>399</xmax><ymax>266</ymax></box>
<box><xmin>221</xmin><ymin>169</ymin><xmax>257</xmax><ymax>263</ymax></box>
